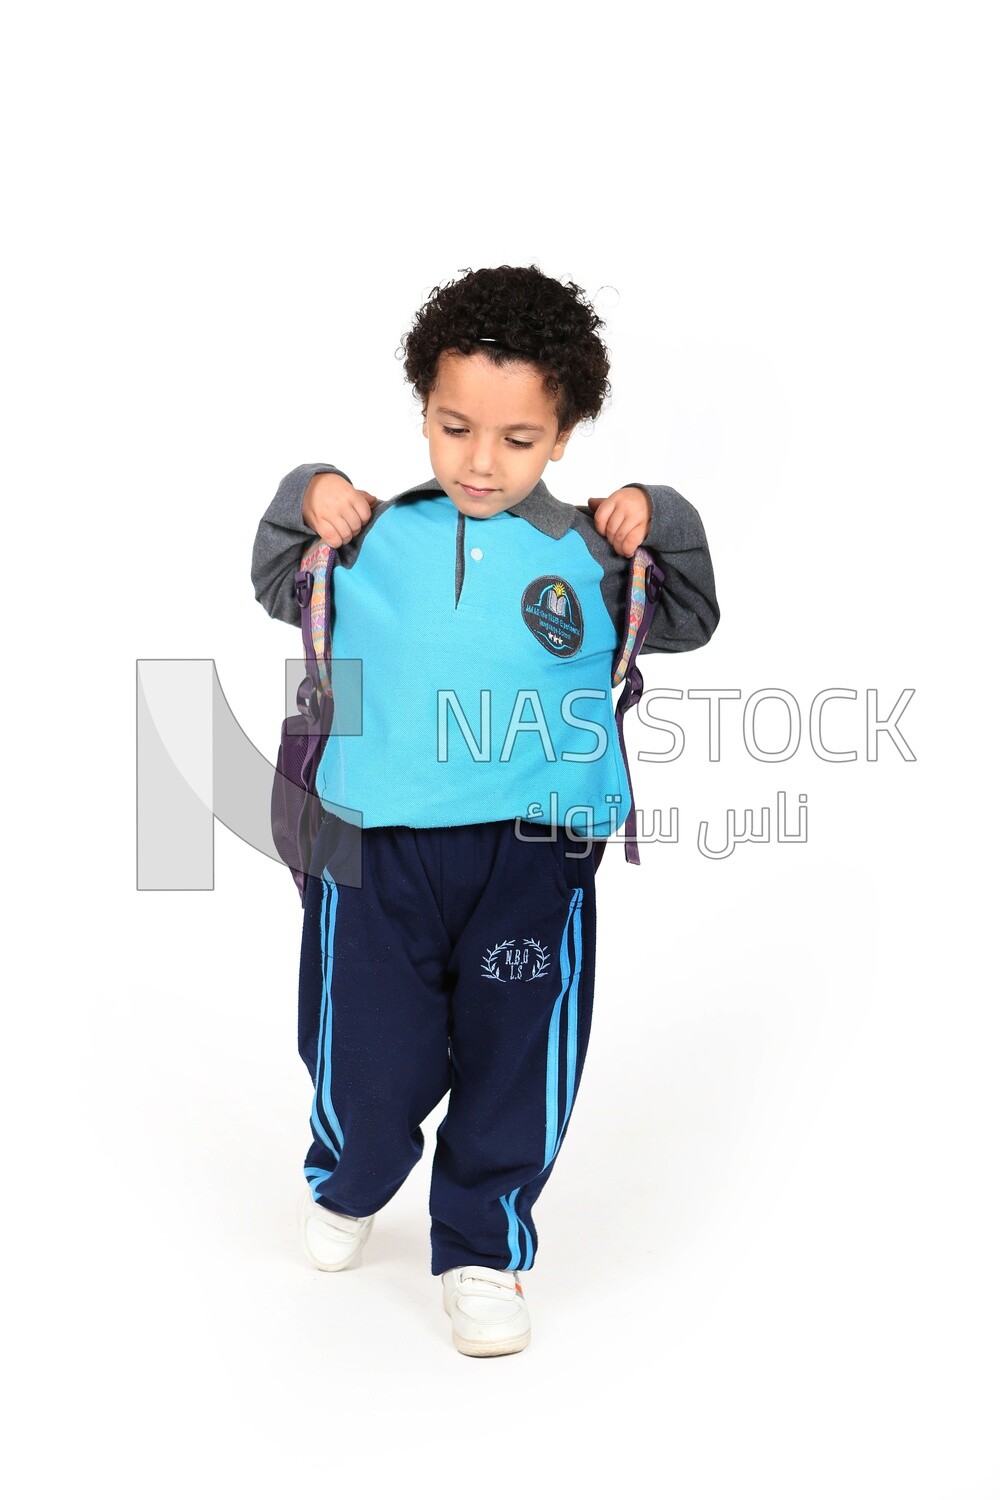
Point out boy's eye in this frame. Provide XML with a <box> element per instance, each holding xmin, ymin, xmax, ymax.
<box><xmin>441</xmin><ymin>425</ymin><xmax>533</xmax><ymax>450</ymax></box>
<box><xmin>440</xmin><ymin>426</ymin><xmax>536</xmax><ymax>447</ymax></box>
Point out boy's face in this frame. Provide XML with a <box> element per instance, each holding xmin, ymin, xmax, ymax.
<box><xmin>422</xmin><ymin>350</ymin><xmax>574</xmax><ymax>520</ymax></box>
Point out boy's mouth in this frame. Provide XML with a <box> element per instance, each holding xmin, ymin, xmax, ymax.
<box><xmin>460</xmin><ymin>484</ymin><xmax>497</xmax><ymax>499</ymax></box>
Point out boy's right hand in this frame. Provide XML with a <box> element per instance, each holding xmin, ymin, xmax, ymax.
<box><xmin>302</xmin><ymin>471</ymin><xmax>377</xmax><ymax>547</ymax></box>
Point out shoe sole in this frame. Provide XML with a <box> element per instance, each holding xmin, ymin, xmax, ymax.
<box><xmin>450</xmin><ymin>1327</ymin><xmax>531</xmax><ymax>1357</ymax></box>
<box><xmin>442</xmin><ymin>1285</ymin><xmax>531</xmax><ymax>1356</ymax></box>
<box><xmin>298</xmin><ymin>1191</ymin><xmax>374</xmax><ymax>1272</ymax></box>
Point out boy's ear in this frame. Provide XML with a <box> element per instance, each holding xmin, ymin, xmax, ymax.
<box><xmin>549</xmin><ymin>424</ymin><xmax>576</xmax><ymax>461</ymax></box>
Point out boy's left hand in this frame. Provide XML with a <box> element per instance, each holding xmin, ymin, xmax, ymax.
<box><xmin>587</xmin><ymin>486</ymin><xmax>653</xmax><ymax>558</ymax></box>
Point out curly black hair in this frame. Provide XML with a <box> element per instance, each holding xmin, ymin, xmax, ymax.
<box><xmin>400</xmin><ymin>265</ymin><xmax>611</xmax><ymax>434</ymax></box>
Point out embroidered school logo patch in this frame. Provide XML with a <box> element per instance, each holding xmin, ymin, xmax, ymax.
<box><xmin>521</xmin><ymin>576</ymin><xmax>584</xmax><ymax>657</ymax></box>
<box><xmin>481</xmin><ymin>938</ymin><xmax>551</xmax><ymax>983</ymax></box>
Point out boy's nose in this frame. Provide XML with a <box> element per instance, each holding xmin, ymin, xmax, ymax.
<box><xmin>469</xmin><ymin>441</ymin><xmax>497</xmax><ymax>476</ymax></box>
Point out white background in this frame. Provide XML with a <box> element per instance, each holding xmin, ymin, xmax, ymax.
<box><xmin>5</xmin><ymin>2</ymin><xmax>998</xmax><ymax>1495</ymax></box>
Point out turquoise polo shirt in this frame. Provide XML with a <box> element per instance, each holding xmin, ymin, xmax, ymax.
<box><xmin>315</xmin><ymin>490</ymin><xmax>631</xmax><ymax>838</ymax></box>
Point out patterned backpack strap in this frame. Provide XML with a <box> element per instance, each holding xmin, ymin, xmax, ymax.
<box><xmin>297</xmin><ymin>539</ymin><xmax>335</xmax><ymax>700</ymax></box>
<box><xmin>613</xmin><ymin>547</ymin><xmax>652</xmax><ymax>687</ymax></box>
<box><xmin>612</xmin><ymin>545</ymin><xmax>666</xmax><ymax>865</ymax></box>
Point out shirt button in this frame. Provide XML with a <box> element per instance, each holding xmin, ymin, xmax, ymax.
<box><xmin>470</xmin><ymin>547</ymin><xmax>484</xmax><ymax>561</ymax></box>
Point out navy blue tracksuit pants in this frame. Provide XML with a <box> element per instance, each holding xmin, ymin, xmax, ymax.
<box><xmin>298</xmin><ymin>814</ymin><xmax>604</xmax><ymax>1276</ymax></box>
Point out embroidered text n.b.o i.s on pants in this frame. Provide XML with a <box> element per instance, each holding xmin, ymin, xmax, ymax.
<box><xmin>297</xmin><ymin>814</ymin><xmax>603</xmax><ymax>1276</ymax></box>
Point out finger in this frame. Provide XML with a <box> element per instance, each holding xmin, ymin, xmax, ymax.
<box><xmin>345</xmin><ymin>499</ymin><xmax>372</xmax><ymax>529</ymax></box>
<box><xmin>319</xmin><ymin>519</ymin><xmax>354</xmax><ymax>548</ymax></box>
<box><xmin>602</xmin><ymin>502</ymin><xmax>628</xmax><ymax>546</ymax></box>
<box><xmin>614</xmin><ymin>518</ymin><xmax>649</xmax><ymax>558</ymax></box>
<box><xmin>601</xmin><ymin>506</ymin><xmax>628</xmax><ymax>551</ymax></box>
<box><xmin>587</xmin><ymin>496</ymin><xmax>611</xmax><ymax>533</ymax></box>
<box><xmin>609</xmin><ymin>505</ymin><xmax>647</xmax><ymax>549</ymax></box>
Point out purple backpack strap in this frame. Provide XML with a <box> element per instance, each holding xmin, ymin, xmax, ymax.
<box><xmin>612</xmin><ymin>546</ymin><xmax>666</xmax><ymax>865</ymax></box>
<box><xmin>294</xmin><ymin>542</ymin><xmax>336</xmax><ymax>795</ymax></box>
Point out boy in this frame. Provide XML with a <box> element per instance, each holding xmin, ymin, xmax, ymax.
<box><xmin>251</xmin><ymin>265</ymin><xmax>719</xmax><ymax>1356</ymax></box>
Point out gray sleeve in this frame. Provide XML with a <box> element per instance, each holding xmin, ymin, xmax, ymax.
<box><xmin>625</xmin><ymin>482</ymin><xmax>721</xmax><ymax>653</ymax></box>
<box><xmin>251</xmin><ymin>462</ymin><xmax>351</xmax><ymax>626</ymax></box>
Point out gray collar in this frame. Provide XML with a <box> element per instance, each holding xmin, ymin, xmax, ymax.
<box><xmin>390</xmin><ymin>475</ymin><xmax>574</xmax><ymax>539</ymax></box>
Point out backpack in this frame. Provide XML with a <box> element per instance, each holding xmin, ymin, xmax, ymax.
<box><xmin>272</xmin><ymin>536</ymin><xmax>665</xmax><ymax>903</ymax></box>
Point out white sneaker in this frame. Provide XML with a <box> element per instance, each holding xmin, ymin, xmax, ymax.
<box><xmin>441</xmin><ymin>1266</ymin><xmax>531</xmax><ymax>1356</ymax></box>
<box><xmin>298</xmin><ymin>1190</ymin><xmax>374</xmax><ymax>1271</ymax></box>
